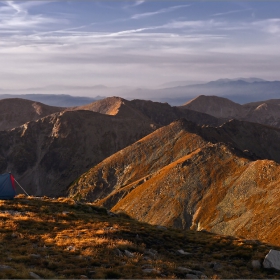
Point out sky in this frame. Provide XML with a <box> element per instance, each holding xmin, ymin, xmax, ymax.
<box><xmin>1</xmin><ymin>1</ymin><xmax>280</xmax><ymax>94</ymax></box>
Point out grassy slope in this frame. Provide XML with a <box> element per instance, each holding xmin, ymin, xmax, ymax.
<box><xmin>0</xmin><ymin>196</ymin><xmax>280</xmax><ymax>279</ymax></box>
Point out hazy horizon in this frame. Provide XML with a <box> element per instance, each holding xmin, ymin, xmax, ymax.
<box><xmin>1</xmin><ymin>1</ymin><xmax>280</xmax><ymax>96</ymax></box>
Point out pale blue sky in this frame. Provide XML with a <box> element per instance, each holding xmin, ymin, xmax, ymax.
<box><xmin>1</xmin><ymin>1</ymin><xmax>280</xmax><ymax>93</ymax></box>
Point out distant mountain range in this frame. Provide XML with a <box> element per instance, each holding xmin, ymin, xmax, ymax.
<box><xmin>1</xmin><ymin>77</ymin><xmax>279</xmax><ymax>106</ymax></box>
<box><xmin>0</xmin><ymin>93</ymin><xmax>280</xmax><ymax>247</ymax></box>
<box><xmin>149</xmin><ymin>78</ymin><xmax>280</xmax><ymax>105</ymax></box>
<box><xmin>0</xmin><ymin>94</ymin><xmax>101</xmax><ymax>107</ymax></box>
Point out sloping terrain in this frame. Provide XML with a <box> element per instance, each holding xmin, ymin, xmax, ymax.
<box><xmin>0</xmin><ymin>98</ymin><xmax>64</xmax><ymax>131</ymax></box>
<box><xmin>69</xmin><ymin>119</ymin><xmax>280</xmax><ymax>246</ymax></box>
<box><xmin>0</xmin><ymin>196</ymin><xmax>279</xmax><ymax>279</ymax></box>
<box><xmin>0</xmin><ymin>110</ymin><xmax>155</xmax><ymax>196</ymax></box>
<box><xmin>180</xmin><ymin>95</ymin><xmax>280</xmax><ymax>128</ymax></box>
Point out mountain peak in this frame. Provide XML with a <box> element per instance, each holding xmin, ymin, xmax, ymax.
<box><xmin>180</xmin><ymin>95</ymin><xmax>245</xmax><ymax>118</ymax></box>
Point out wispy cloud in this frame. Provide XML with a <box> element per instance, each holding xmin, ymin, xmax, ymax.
<box><xmin>0</xmin><ymin>1</ymin><xmax>67</xmax><ymax>31</ymax></box>
<box><xmin>124</xmin><ymin>0</ymin><xmax>145</xmax><ymax>9</ymax></box>
<box><xmin>131</xmin><ymin>4</ymin><xmax>191</xmax><ymax>19</ymax></box>
<box><xmin>1</xmin><ymin>2</ymin><xmax>280</xmax><ymax>89</ymax></box>
<box><xmin>211</xmin><ymin>9</ymin><xmax>252</xmax><ymax>17</ymax></box>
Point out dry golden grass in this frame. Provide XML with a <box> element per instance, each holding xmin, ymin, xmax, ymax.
<box><xmin>0</xmin><ymin>195</ymin><xmax>279</xmax><ymax>279</ymax></box>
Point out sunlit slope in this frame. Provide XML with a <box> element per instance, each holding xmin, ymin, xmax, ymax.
<box><xmin>69</xmin><ymin>119</ymin><xmax>280</xmax><ymax>246</ymax></box>
<box><xmin>112</xmin><ymin>144</ymin><xmax>280</xmax><ymax>246</ymax></box>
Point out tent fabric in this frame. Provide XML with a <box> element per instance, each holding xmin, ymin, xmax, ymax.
<box><xmin>0</xmin><ymin>173</ymin><xmax>16</xmax><ymax>199</ymax></box>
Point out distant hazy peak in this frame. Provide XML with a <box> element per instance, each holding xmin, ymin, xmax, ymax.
<box><xmin>180</xmin><ymin>95</ymin><xmax>245</xmax><ymax>119</ymax></box>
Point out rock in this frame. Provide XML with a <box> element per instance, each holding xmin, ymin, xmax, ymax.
<box><xmin>186</xmin><ymin>274</ymin><xmax>199</xmax><ymax>279</ymax></box>
<box><xmin>200</xmin><ymin>274</ymin><xmax>208</xmax><ymax>279</ymax></box>
<box><xmin>30</xmin><ymin>254</ymin><xmax>41</xmax><ymax>258</ymax></box>
<box><xmin>252</xmin><ymin>260</ymin><xmax>261</xmax><ymax>269</ymax></box>
<box><xmin>144</xmin><ymin>249</ymin><xmax>158</xmax><ymax>259</ymax></box>
<box><xmin>263</xmin><ymin>249</ymin><xmax>280</xmax><ymax>270</ymax></box>
<box><xmin>177</xmin><ymin>249</ymin><xmax>192</xmax><ymax>256</ymax></box>
<box><xmin>213</xmin><ymin>263</ymin><xmax>223</xmax><ymax>272</ymax></box>
<box><xmin>142</xmin><ymin>268</ymin><xmax>159</xmax><ymax>274</ymax></box>
<box><xmin>142</xmin><ymin>265</ymin><xmax>153</xmax><ymax>269</ymax></box>
<box><xmin>29</xmin><ymin>272</ymin><xmax>41</xmax><ymax>279</ymax></box>
<box><xmin>124</xmin><ymin>250</ymin><xmax>134</xmax><ymax>258</ymax></box>
<box><xmin>114</xmin><ymin>248</ymin><xmax>123</xmax><ymax>257</ymax></box>
<box><xmin>0</xmin><ymin>265</ymin><xmax>14</xmax><ymax>271</ymax></box>
<box><xmin>244</xmin><ymin>239</ymin><xmax>261</xmax><ymax>245</ymax></box>
<box><xmin>157</xmin><ymin>225</ymin><xmax>167</xmax><ymax>230</ymax></box>
<box><xmin>107</xmin><ymin>210</ymin><xmax>116</xmax><ymax>217</ymax></box>
<box><xmin>66</xmin><ymin>245</ymin><xmax>76</xmax><ymax>251</ymax></box>
<box><xmin>80</xmin><ymin>275</ymin><xmax>88</xmax><ymax>279</ymax></box>
<box><xmin>177</xmin><ymin>267</ymin><xmax>192</xmax><ymax>273</ymax></box>
<box><xmin>191</xmin><ymin>269</ymin><xmax>204</xmax><ymax>276</ymax></box>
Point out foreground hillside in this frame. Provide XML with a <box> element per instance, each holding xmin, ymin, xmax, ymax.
<box><xmin>0</xmin><ymin>196</ymin><xmax>279</xmax><ymax>279</ymax></box>
<box><xmin>69</xmin><ymin>119</ymin><xmax>280</xmax><ymax>246</ymax></box>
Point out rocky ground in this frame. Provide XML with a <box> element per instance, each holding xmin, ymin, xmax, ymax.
<box><xmin>0</xmin><ymin>195</ymin><xmax>280</xmax><ymax>279</ymax></box>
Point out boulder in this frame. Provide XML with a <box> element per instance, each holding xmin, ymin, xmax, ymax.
<box><xmin>124</xmin><ymin>250</ymin><xmax>134</xmax><ymax>258</ymax></box>
<box><xmin>263</xmin><ymin>249</ymin><xmax>280</xmax><ymax>270</ymax></box>
<box><xmin>0</xmin><ymin>265</ymin><xmax>14</xmax><ymax>271</ymax></box>
<box><xmin>177</xmin><ymin>267</ymin><xmax>192</xmax><ymax>273</ymax></box>
<box><xmin>177</xmin><ymin>249</ymin><xmax>192</xmax><ymax>256</ymax></box>
<box><xmin>142</xmin><ymin>268</ymin><xmax>159</xmax><ymax>274</ymax></box>
<box><xmin>251</xmin><ymin>260</ymin><xmax>261</xmax><ymax>269</ymax></box>
<box><xmin>29</xmin><ymin>272</ymin><xmax>41</xmax><ymax>279</ymax></box>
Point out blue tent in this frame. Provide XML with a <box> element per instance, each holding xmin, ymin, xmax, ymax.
<box><xmin>0</xmin><ymin>173</ymin><xmax>16</xmax><ymax>199</ymax></box>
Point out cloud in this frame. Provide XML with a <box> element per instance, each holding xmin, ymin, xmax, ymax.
<box><xmin>0</xmin><ymin>1</ymin><xmax>67</xmax><ymax>31</ymax></box>
<box><xmin>131</xmin><ymin>4</ymin><xmax>191</xmax><ymax>19</ymax></box>
<box><xmin>124</xmin><ymin>1</ymin><xmax>145</xmax><ymax>9</ymax></box>
<box><xmin>252</xmin><ymin>18</ymin><xmax>280</xmax><ymax>34</ymax></box>
<box><xmin>211</xmin><ymin>9</ymin><xmax>252</xmax><ymax>17</ymax></box>
<box><xmin>1</xmin><ymin>3</ymin><xmax>280</xmax><ymax>90</ymax></box>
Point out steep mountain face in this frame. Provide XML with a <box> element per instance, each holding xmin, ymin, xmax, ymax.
<box><xmin>69</xmin><ymin>119</ymin><xmax>280</xmax><ymax>246</ymax></box>
<box><xmin>0</xmin><ymin>98</ymin><xmax>64</xmax><ymax>131</ymax></box>
<box><xmin>75</xmin><ymin>96</ymin><xmax>222</xmax><ymax>127</ymax></box>
<box><xmin>180</xmin><ymin>95</ymin><xmax>280</xmax><ymax>129</ymax></box>
<box><xmin>0</xmin><ymin>110</ymin><xmax>155</xmax><ymax>196</ymax></box>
